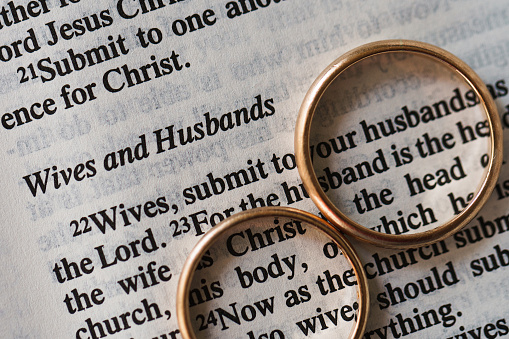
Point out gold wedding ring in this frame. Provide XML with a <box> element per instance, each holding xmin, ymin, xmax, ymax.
<box><xmin>176</xmin><ymin>206</ymin><xmax>369</xmax><ymax>339</ymax></box>
<box><xmin>295</xmin><ymin>40</ymin><xmax>503</xmax><ymax>249</ymax></box>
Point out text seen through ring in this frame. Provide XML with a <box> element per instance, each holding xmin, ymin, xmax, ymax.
<box><xmin>176</xmin><ymin>207</ymin><xmax>370</xmax><ymax>339</ymax></box>
<box><xmin>295</xmin><ymin>40</ymin><xmax>503</xmax><ymax>249</ymax></box>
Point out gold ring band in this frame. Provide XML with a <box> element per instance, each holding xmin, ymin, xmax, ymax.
<box><xmin>176</xmin><ymin>206</ymin><xmax>370</xmax><ymax>338</ymax></box>
<box><xmin>295</xmin><ymin>39</ymin><xmax>503</xmax><ymax>249</ymax></box>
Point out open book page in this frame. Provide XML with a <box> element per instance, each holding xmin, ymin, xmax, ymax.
<box><xmin>0</xmin><ymin>0</ymin><xmax>508</xmax><ymax>338</ymax></box>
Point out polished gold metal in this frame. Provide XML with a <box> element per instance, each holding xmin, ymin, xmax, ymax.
<box><xmin>295</xmin><ymin>39</ymin><xmax>503</xmax><ymax>249</ymax></box>
<box><xmin>176</xmin><ymin>206</ymin><xmax>369</xmax><ymax>339</ymax></box>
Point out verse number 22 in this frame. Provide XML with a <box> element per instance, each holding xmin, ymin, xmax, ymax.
<box><xmin>70</xmin><ymin>217</ymin><xmax>91</xmax><ymax>237</ymax></box>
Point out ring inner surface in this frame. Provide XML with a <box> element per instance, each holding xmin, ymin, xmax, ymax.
<box><xmin>309</xmin><ymin>51</ymin><xmax>491</xmax><ymax>236</ymax></box>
